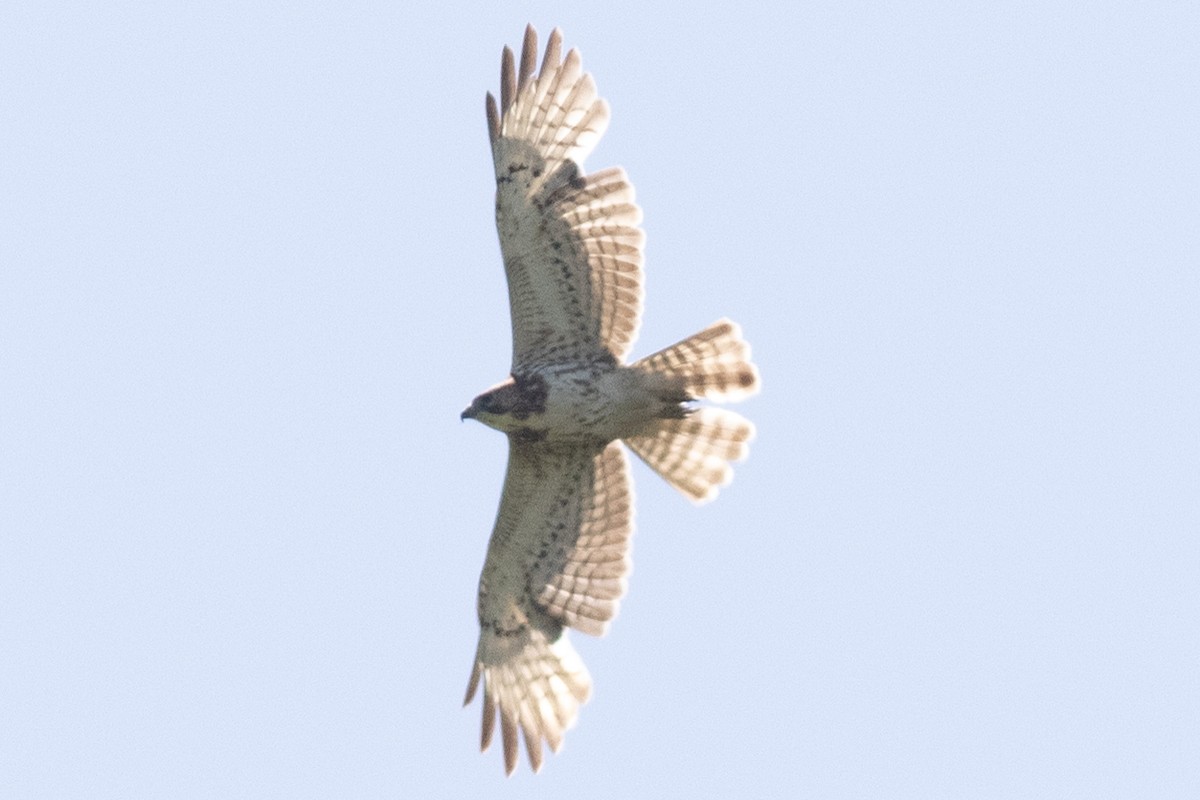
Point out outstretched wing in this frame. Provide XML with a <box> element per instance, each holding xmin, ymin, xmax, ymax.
<box><xmin>465</xmin><ymin>440</ymin><xmax>634</xmax><ymax>774</ymax></box>
<box><xmin>486</xmin><ymin>25</ymin><xmax>645</xmax><ymax>371</ymax></box>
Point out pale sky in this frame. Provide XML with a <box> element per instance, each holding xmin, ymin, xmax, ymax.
<box><xmin>3</xmin><ymin>2</ymin><xmax>1198</xmax><ymax>797</ymax></box>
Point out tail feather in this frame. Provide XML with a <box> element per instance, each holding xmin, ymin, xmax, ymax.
<box><xmin>631</xmin><ymin>318</ymin><xmax>760</xmax><ymax>403</ymax></box>
<box><xmin>626</xmin><ymin>318</ymin><xmax>759</xmax><ymax>503</ymax></box>
<box><xmin>624</xmin><ymin>407</ymin><xmax>755</xmax><ymax>503</ymax></box>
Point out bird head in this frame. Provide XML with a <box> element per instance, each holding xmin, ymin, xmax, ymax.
<box><xmin>462</xmin><ymin>377</ymin><xmax>520</xmax><ymax>429</ymax></box>
<box><xmin>462</xmin><ymin>373</ymin><xmax>549</xmax><ymax>435</ymax></box>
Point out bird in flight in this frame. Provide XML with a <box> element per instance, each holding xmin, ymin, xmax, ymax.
<box><xmin>461</xmin><ymin>24</ymin><xmax>761</xmax><ymax>775</ymax></box>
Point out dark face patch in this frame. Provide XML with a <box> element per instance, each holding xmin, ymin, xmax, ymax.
<box><xmin>509</xmin><ymin>372</ymin><xmax>548</xmax><ymax>420</ymax></box>
<box><xmin>469</xmin><ymin>373</ymin><xmax>548</xmax><ymax>423</ymax></box>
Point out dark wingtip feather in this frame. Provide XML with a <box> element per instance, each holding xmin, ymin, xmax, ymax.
<box><xmin>518</xmin><ymin>24</ymin><xmax>537</xmax><ymax>93</ymax></box>
<box><xmin>499</xmin><ymin>45</ymin><xmax>515</xmax><ymax>114</ymax></box>
<box><xmin>481</xmin><ymin>689</ymin><xmax>497</xmax><ymax>752</ymax></box>
<box><xmin>541</xmin><ymin>28</ymin><xmax>563</xmax><ymax>76</ymax></box>
<box><xmin>485</xmin><ymin>92</ymin><xmax>499</xmax><ymax>143</ymax></box>
<box><xmin>463</xmin><ymin>662</ymin><xmax>481</xmax><ymax>706</ymax></box>
<box><xmin>524</xmin><ymin>726</ymin><xmax>544</xmax><ymax>773</ymax></box>
<box><xmin>500</xmin><ymin>706</ymin><xmax>519</xmax><ymax>776</ymax></box>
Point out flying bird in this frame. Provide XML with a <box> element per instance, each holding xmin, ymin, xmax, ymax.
<box><xmin>462</xmin><ymin>25</ymin><xmax>761</xmax><ymax>775</ymax></box>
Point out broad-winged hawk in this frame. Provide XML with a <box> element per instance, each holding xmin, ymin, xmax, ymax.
<box><xmin>461</xmin><ymin>25</ymin><xmax>761</xmax><ymax>775</ymax></box>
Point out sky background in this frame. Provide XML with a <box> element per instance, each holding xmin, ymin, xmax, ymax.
<box><xmin>2</xmin><ymin>1</ymin><xmax>1198</xmax><ymax>797</ymax></box>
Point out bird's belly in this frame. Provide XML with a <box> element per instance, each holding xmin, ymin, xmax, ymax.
<box><xmin>527</xmin><ymin>367</ymin><xmax>657</xmax><ymax>443</ymax></box>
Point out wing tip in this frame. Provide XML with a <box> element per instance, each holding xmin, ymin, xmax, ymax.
<box><xmin>485</xmin><ymin>92</ymin><xmax>500</xmax><ymax>143</ymax></box>
<box><xmin>518</xmin><ymin>24</ymin><xmax>538</xmax><ymax>93</ymax></box>
<box><xmin>463</xmin><ymin>661</ymin><xmax>481</xmax><ymax>706</ymax></box>
<box><xmin>500</xmin><ymin>706</ymin><xmax>519</xmax><ymax>775</ymax></box>
<box><xmin>542</xmin><ymin>27</ymin><xmax>563</xmax><ymax>74</ymax></box>
<box><xmin>523</xmin><ymin>726</ymin><xmax>544</xmax><ymax>773</ymax></box>
<box><xmin>499</xmin><ymin>45</ymin><xmax>515</xmax><ymax>114</ymax></box>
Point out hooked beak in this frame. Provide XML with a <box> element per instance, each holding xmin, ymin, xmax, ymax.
<box><xmin>460</xmin><ymin>406</ymin><xmax>475</xmax><ymax>421</ymax></box>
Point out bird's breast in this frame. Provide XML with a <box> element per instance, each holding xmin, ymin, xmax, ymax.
<box><xmin>523</xmin><ymin>365</ymin><xmax>661</xmax><ymax>443</ymax></box>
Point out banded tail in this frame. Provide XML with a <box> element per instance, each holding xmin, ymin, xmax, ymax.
<box><xmin>627</xmin><ymin>319</ymin><xmax>760</xmax><ymax>503</ymax></box>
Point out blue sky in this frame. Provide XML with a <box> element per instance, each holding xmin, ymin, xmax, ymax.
<box><xmin>2</xmin><ymin>2</ymin><xmax>1197</xmax><ymax>797</ymax></box>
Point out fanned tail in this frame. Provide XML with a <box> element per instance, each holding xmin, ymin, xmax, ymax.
<box><xmin>626</xmin><ymin>319</ymin><xmax>759</xmax><ymax>503</ymax></box>
<box><xmin>624</xmin><ymin>407</ymin><xmax>754</xmax><ymax>503</ymax></box>
<box><xmin>631</xmin><ymin>318</ymin><xmax>760</xmax><ymax>403</ymax></box>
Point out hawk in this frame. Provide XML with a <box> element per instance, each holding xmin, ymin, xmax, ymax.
<box><xmin>461</xmin><ymin>25</ymin><xmax>761</xmax><ymax>775</ymax></box>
